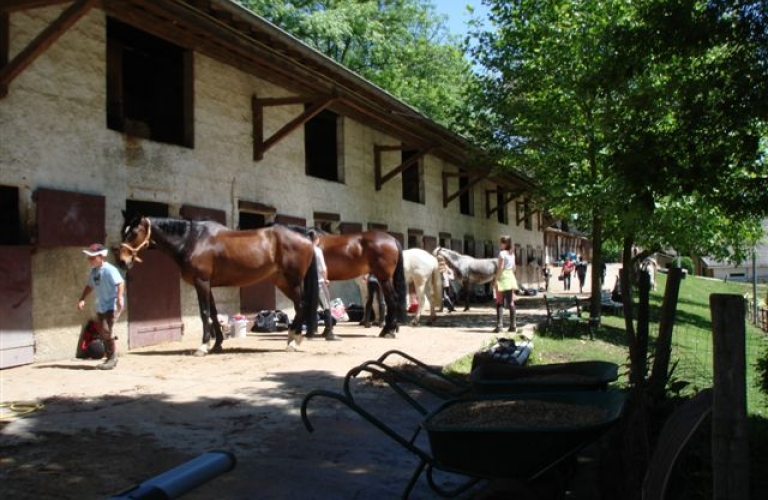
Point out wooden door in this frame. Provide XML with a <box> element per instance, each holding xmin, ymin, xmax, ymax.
<box><xmin>125</xmin><ymin>201</ymin><xmax>182</xmax><ymax>349</ymax></box>
<box><xmin>239</xmin><ymin>212</ymin><xmax>275</xmax><ymax>312</ymax></box>
<box><xmin>126</xmin><ymin>248</ymin><xmax>183</xmax><ymax>348</ymax></box>
<box><xmin>0</xmin><ymin>247</ymin><xmax>34</xmax><ymax>368</ymax></box>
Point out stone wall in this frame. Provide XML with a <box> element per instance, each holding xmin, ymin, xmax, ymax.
<box><xmin>2</xmin><ymin>6</ymin><xmax>543</xmax><ymax>362</ymax></box>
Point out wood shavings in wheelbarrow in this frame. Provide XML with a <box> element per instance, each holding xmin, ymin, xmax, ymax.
<box><xmin>428</xmin><ymin>399</ymin><xmax>608</xmax><ymax>428</ymax></box>
<box><xmin>421</xmin><ymin>391</ymin><xmax>626</xmax><ymax>479</ymax></box>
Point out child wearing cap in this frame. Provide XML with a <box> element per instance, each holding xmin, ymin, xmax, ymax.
<box><xmin>76</xmin><ymin>243</ymin><xmax>125</xmax><ymax>370</ymax></box>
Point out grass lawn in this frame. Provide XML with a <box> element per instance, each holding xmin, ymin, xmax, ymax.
<box><xmin>445</xmin><ymin>271</ymin><xmax>768</xmax><ymax>497</ymax></box>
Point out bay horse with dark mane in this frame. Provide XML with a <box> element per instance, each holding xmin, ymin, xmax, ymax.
<box><xmin>306</xmin><ymin>229</ymin><xmax>407</xmax><ymax>338</ymax></box>
<box><xmin>120</xmin><ymin>216</ymin><xmax>318</xmax><ymax>355</ymax></box>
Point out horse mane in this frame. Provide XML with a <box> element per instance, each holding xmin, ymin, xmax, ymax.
<box><xmin>153</xmin><ymin>217</ymin><xmax>193</xmax><ymax>237</ymax></box>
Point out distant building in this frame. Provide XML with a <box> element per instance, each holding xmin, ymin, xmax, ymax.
<box><xmin>695</xmin><ymin>219</ymin><xmax>768</xmax><ymax>282</ymax></box>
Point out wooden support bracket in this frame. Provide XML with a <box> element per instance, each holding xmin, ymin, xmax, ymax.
<box><xmin>485</xmin><ymin>188</ymin><xmax>521</xmax><ymax>219</ymax></box>
<box><xmin>441</xmin><ymin>170</ymin><xmax>487</xmax><ymax>208</ymax></box>
<box><xmin>373</xmin><ymin>144</ymin><xmax>433</xmax><ymax>191</ymax></box>
<box><xmin>0</xmin><ymin>0</ymin><xmax>98</xmax><ymax>99</ymax></box>
<box><xmin>252</xmin><ymin>94</ymin><xmax>337</xmax><ymax>161</ymax></box>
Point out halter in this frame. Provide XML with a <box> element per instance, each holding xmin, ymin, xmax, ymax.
<box><xmin>121</xmin><ymin>218</ymin><xmax>152</xmax><ymax>262</ymax></box>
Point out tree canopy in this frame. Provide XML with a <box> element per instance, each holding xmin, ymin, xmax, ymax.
<box><xmin>239</xmin><ymin>0</ymin><xmax>474</xmax><ymax>127</ymax></box>
<box><xmin>461</xmin><ymin>0</ymin><xmax>768</xmax><ymax>262</ymax></box>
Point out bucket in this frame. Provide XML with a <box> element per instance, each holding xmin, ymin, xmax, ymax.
<box><xmin>231</xmin><ymin>315</ymin><xmax>248</xmax><ymax>338</ymax></box>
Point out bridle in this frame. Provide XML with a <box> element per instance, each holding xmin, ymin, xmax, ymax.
<box><xmin>121</xmin><ymin>218</ymin><xmax>152</xmax><ymax>263</ymax></box>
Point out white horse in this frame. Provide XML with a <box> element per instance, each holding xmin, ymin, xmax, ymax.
<box><xmin>403</xmin><ymin>248</ymin><xmax>442</xmax><ymax>326</ymax></box>
<box><xmin>433</xmin><ymin>247</ymin><xmax>499</xmax><ymax>311</ymax></box>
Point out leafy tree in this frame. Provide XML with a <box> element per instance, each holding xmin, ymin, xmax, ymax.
<box><xmin>238</xmin><ymin>0</ymin><xmax>474</xmax><ymax>126</ymax></box>
<box><xmin>462</xmin><ymin>3</ymin><xmax>767</xmax><ymax>491</ymax></box>
<box><xmin>461</xmin><ymin>0</ymin><xmax>767</xmax><ymax>374</ymax></box>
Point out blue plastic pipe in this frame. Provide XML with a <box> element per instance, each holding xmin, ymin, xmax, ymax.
<box><xmin>107</xmin><ymin>450</ymin><xmax>236</xmax><ymax>499</ymax></box>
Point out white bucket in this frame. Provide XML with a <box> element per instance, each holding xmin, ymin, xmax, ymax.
<box><xmin>232</xmin><ymin>319</ymin><xmax>248</xmax><ymax>338</ymax></box>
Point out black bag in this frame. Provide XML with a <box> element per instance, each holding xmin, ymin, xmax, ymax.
<box><xmin>252</xmin><ymin>310</ymin><xmax>290</xmax><ymax>332</ymax></box>
<box><xmin>253</xmin><ymin>310</ymin><xmax>277</xmax><ymax>332</ymax></box>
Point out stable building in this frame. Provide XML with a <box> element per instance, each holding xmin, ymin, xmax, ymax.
<box><xmin>1</xmin><ymin>0</ymin><xmax>551</xmax><ymax>367</ymax></box>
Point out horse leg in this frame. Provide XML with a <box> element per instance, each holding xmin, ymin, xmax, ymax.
<box><xmin>379</xmin><ymin>279</ymin><xmax>398</xmax><ymax>338</ymax></box>
<box><xmin>462</xmin><ymin>280</ymin><xmax>471</xmax><ymax>311</ymax></box>
<box><xmin>274</xmin><ymin>278</ymin><xmax>306</xmax><ymax>352</ymax></box>
<box><xmin>208</xmin><ymin>291</ymin><xmax>224</xmax><ymax>354</ymax></box>
<box><xmin>193</xmin><ymin>280</ymin><xmax>214</xmax><ymax>357</ymax></box>
<box><xmin>410</xmin><ymin>278</ymin><xmax>426</xmax><ymax>327</ymax></box>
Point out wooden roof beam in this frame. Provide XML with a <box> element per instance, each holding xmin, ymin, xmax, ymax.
<box><xmin>0</xmin><ymin>0</ymin><xmax>72</xmax><ymax>12</ymax></box>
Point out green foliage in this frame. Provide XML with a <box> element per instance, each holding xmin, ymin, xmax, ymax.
<box><xmin>758</xmin><ymin>345</ymin><xmax>768</xmax><ymax>396</ymax></box>
<box><xmin>676</xmin><ymin>256</ymin><xmax>695</xmax><ymax>274</ymax></box>
<box><xmin>461</xmin><ymin>0</ymin><xmax>768</xmax><ymax>259</ymax></box>
<box><xmin>238</xmin><ymin>0</ymin><xmax>474</xmax><ymax>127</ymax></box>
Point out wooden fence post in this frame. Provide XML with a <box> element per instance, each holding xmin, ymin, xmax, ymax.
<box><xmin>649</xmin><ymin>267</ymin><xmax>685</xmax><ymax>402</ymax></box>
<box><xmin>709</xmin><ymin>294</ymin><xmax>750</xmax><ymax>500</ymax></box>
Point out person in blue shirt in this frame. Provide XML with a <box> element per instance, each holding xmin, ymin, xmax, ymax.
<box><xmin>76</xmin><ymin>243</ymin><xmax>125</xmax><ymax>370</ymax></box>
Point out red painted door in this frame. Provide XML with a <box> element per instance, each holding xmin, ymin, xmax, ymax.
<box><xmin>127</xmin><ymin>248</ymin><xmax>183</xmax><ymax>349</ymax></box>
<box><xmin>0</xmin><ymin>247</ymin><xmax>34</xmax><ymax>369</ymax></box>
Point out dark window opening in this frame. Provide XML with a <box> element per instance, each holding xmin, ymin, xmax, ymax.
<box><xmin>1</xmin><ymin>12</ymin><xmax>9</xmax><ymax>70</ymax></box>
<box><xmin>496</xmin><ymin>190</ymin><xmax>508</xmax><ymax>224</ymax></box>
<box><xmin>402</xmin><ymin>150</ymin><xmax>423</xmax><ymax>204</ymax></box>
<box><xmin>484</xmin><ymin>241</ymin><xmax>494</xmax><ymax>259</ymax></box>
<box><xmin>125</xmin><ymin>200</ymin><xmax>168</xmax><ymax>222</ymax></box>
<box><xmin>0</xmin><ymin>185</ymin><xmax>22</xmax><ymax>245</ymax></box>
<box><xmin>305</xmin><ymin>109</ymin><xmax>340</xmax><ymax>181</ymax></box>
<box><xmin>239</xmin><ymin>212</ymin><xmax>267</xmax><ymax>230</ymax></box>
<box><xmin>459</xmin><ymin>169</ymin><xmax>473</xmax><ymax>215</ymax></box>
<box><xmin>107</xmin><ymin>18</ymin><xmax>193</xmax><ymax>147</ymax></box>
<box><xmin>439</xmin><ymin>233</ymin><xmax>451</xmax><ymax>248</ymax></box>
<box><xmin>464</xmin><ymin>237</ymin><xmax>475</xmax><ymax>257</ymax></box>
<box><xmin>407</xmin><ymin>230</ymin><xmax>423</xmax><ymax>249</ymax></box>
<box><xmin>524</xmin><ymin>199</ymin><xmax>533</xmax><ymax>230</ymax></box>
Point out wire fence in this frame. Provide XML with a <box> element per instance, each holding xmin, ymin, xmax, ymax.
<box><xmin>669</xmin><ymin>310</ymin><xmax>768</xmax><ymax>414</ymax></box>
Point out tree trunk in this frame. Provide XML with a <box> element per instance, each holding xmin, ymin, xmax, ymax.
<box><xmin>589</xmin><ymin>215</ymin><xmax>603</xmax><ymax>330</ymax></box>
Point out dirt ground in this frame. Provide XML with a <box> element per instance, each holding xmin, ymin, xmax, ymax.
<box><xmin>1</xmin><ymin>300</ymin><xmax>605</xmax><ymax>500</ymax></box>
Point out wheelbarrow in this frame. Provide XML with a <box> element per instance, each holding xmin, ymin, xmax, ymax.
<box><xmin>301</xmin><ymin>387</ymin><xmax>626</xmax><ymax>499</ymax></box>
<box><xmin>339</xmin><ymin>350</ymin><xmax>619</xmax><ymax>416</ymax></box>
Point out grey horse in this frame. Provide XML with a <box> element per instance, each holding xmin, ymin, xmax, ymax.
<box><xmin>433</xmin><ymin>247</ymin><xmax>499</xmax><ymax>311</ymax></box>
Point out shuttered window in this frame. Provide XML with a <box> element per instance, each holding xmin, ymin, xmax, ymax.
<box><xmin>35</xmin><ymin>188</ymin><xmax>105</xmax><ymax>247</ymax></box>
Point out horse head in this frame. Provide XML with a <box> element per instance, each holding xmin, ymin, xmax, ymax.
<box><xmin>119</xmin><ymin>215</ymin><xmax>152</xmax><ymax>269</ymax></box>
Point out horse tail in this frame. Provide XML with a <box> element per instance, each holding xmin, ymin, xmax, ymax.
<box><xmin>303</xmin><ymin>251</ymin><xmax>319</xmax><ymax>335</ymax></box>
<box><xmin>393</xmin><ymin>242</ymin><xmax>408</xmax><ymax>323</ymax></box>
<box><xmin>430</xmin><ymin>259</ymin><xmax>442</xmax><ymax>310</ymax></box>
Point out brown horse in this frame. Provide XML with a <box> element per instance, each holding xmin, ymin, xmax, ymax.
<box><xmin>119</xmin><ymin>216</ymin><xmax>318</xmax><ymax>355</ymax></box>
<box><xmin>310</xmin><ymin>229</ymin><xmax>406</xmax><ymax>338</ymax></box>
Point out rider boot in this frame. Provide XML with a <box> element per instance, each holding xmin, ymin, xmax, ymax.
<box><xmin>492</xmin><ymin>305</ymin><xmax>504</xmax><ymax>333</ymax></box>
<box><xmin>507</xmin><ymin>306</ymin><xmax>517</xmax><ymax>333</ymax></box>
<box><xmin>98</xmin><ymin>336</ymin><xmax>118</xmax><ymax>370</ymax></box>
<box><xmin>322</xmin><ymin>309</ymin><xmax>340</xmax><ymax>341</ymax></box>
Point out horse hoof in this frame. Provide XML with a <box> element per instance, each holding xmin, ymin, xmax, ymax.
<box><xmin>193</xmin><ymin>349</ymin><xmax>207</xmax><ymax>357</ymax></box>
<box><xmin>409</xmin><ymin>320</ymin><xmax>419</xmax><ymax>327</ymax></box>
<box><xmin>286</xmin><ymin>345</ymin><xmax>297</xmax><ymax>352</ymax></box>
<box><xmin>210</xmin><ymin>345</ymin><xmax>224</xmax><ymax>354</ymax></box>
<box><xmin>378</xmin><ymin>331</ymin><xmax>397</xmax><ymax>339</ymax></box>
